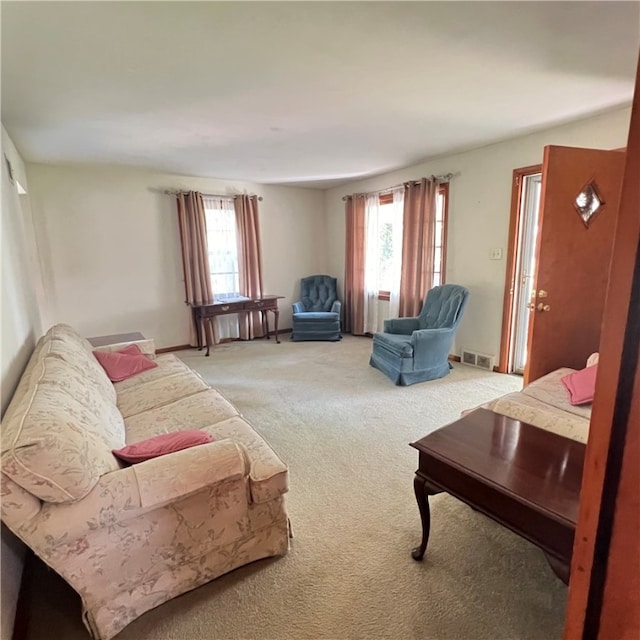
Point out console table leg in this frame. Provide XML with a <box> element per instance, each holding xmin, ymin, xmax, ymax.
<box><xmin>411</xmin><ymin>474</ymin><xmax>431</xmax><ymax>561</ymax></box>
<box><xmin>263</xmin><ymin>310</ymin><xmax>270</xmax><ymax>340</ymax></box>
<box><xmin>205</xmin><ymin>319</ymin><xmax>212</xmax><ymax>357</ymax></box>
<box><xmin>274</xmin><ymin>310</ymin><xmax>280</xmax><ymax>344</ymax></box>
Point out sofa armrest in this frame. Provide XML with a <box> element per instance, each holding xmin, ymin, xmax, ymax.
<box><xmin>383</xmin><ymin>317</ymin><xmax>419</xmax><ymax>334</ymax></box>
<box><xmin>29</xmin><ymin>440</ymin><xmax>248</xmax><ymax>541</ymax></box>
<box><xmin>1</xmin><ymin>473</ymin><xmax>42</xmax><ymax>532</ymax></box>
<box><xmin>331</xmin><ymin>300</ymin><xmax>342</xmax><ymax>315</ymax></box>
<box><xmin>133</xmin><ymin>439</ymin><xmax>247</xmax><ymax>508</ymax></box>
<box><xmin>92</xmin><ymin>338</ymin><xmax>156</xmax><ymax>357</ymax></box>
<box><xmin>292</xmin><ymin>301</ymin><xmax>305</xmax><ymax>314</ymax></box>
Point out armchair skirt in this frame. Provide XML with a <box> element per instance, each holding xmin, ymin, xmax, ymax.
<box><xmin>291</xmin><ymin>312</ymin><xmax>341</xmax><ymax>341</ymax></box>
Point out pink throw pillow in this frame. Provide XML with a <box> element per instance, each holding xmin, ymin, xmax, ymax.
<box><xmin>561</xmin><ymin>364</ymin><xmax>598</xmax><ymax>405</ymax></box>
<box><xmin>112</xmin><ymin>430</ymin><xmax>214</xmax><ymax>464</ymax></box>
<box><xmin>93</xmin><ymin>344</ymin><xmax>158</xmax><ymax>382</ymax></box>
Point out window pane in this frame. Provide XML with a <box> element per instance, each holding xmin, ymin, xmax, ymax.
<box><xmin>434</xmin><ymin>247</ymin><xmax>442</xmax><ymax>271</ymax></box>
<box><xmin>379</xmin><ymin>221</ymin><xmax>394</xmax><ymax>291</ymax></box>
<box><xmin>435</xmin><ymin>221</ymin><xmax>443</xmax><ymax>245</ymax></box>
<box><xmin>376</xmin><ymin>203</ymin><xmax>401</xmax><ymax>293</ymax></box>
<box><xmin>436</xmin><ymin>194</ymin><xmax>444</xmax><ymax>222</ymax></box>
<box><xmin>433</xmin><ymin>272</ymin><xmax>441</xmax><ymax>287</ymax></box>
<box><xmin>205</xmin><ymin>207</ymin><xmax>240</xmax><ymax>297</ymax></box>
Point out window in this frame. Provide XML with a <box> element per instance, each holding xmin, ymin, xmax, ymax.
<box><xmin>376</xmin><ymin>192</ymin><xmax>403</xmax><ymax>301</ymax></box>
<box><xmin>433</xmin><ymin>183</ymin><xmax>449</xmax><ymax>287</ymax></box>
<box><xmin>375</xmin><ymin>183</ymin><xmax>448</xmax><ymax>299</ymax></box>
<box><xmin>203</xmin><ymin>196</ymin><xmax>240</xmax><ymax>300</ymax></box>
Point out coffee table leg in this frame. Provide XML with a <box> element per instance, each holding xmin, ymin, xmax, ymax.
<box><xmin>411</xmin><ymin>474</ymin><xmax>431</xmax><ymax>561</ymax></box>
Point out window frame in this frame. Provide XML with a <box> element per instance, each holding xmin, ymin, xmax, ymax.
<box><xmin>203</xmin><ymin>200</ymin><xmax>241</xmax><ymax>299</ymax></box>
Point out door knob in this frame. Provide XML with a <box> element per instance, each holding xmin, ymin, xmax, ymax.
<box><xmin>537</xmin><ymin>303</ymin><xmax>551</xmax><ymax>312</ymax></box>
<box><xmin>537</xmin><ymin>290</ymin><xmax>548</xmax><ymax>298</ymax></box>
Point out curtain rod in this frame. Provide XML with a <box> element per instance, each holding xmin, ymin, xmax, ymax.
<box><xmin>341</xmin><ymin>173</ymin><xmax>456</xmax><ymax>201</ymax></box>
<box><xmin>163</xmin><ymin>189</ymin><xmax>263</xmax><ymax>201</ymax></box>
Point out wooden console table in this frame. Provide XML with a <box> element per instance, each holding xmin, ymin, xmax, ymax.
<box><xmin>410</xmin><ymin>408</ymin><xmax>585</xmax><ymax>584</ymax></box>
<box><xmin>191</xmin><ymin>296</ymin><xmax>284</xmax><ymax>356</ymax></box>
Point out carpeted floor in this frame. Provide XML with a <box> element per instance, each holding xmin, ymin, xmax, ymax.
<box><xmin>21</xmin><ymin>336</ymin><xmax>568</xmax><ymax>639</ymax></box>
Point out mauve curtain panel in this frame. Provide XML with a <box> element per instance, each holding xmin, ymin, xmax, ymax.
<box><xmin>399</xmin><ymin>178</ymin><xmax>437</xmax><ymax>317</ymax></box>
<box><xmin>235</xmin><ymin>194</ymin><xmax>264</xmax><ymax>339</ymax></box>
<box><xmin>344</xmin><ymin>194</ymin><xmax>367</xmax><ymax>334</ymax></box>
<box><xmin>176</xmin><ymin>191</ymin><xmax>214</xmax><ymax>346</ymax></box>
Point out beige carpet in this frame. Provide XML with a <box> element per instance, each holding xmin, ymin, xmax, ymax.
<box><xmin>22</xmin><ymin>336</ymin><xmax>568</xmax><ymax>640</ymax></box>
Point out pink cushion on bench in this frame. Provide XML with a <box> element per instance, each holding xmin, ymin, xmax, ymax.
<box><xmin>561</xmin><ymin>364</ymin><xmax>598</xmax><ymax>405</ymax></box>
<box><xmin>93</xmin><ymin>344</ymin><xmax>158</xmax><ymax>382</ymax></box>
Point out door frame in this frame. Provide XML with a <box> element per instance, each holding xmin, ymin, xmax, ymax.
<box><xmin>497</xmin><ymin>164</ymin><xmax>542</xmax><ymax>373</ymax></box>
<box><xmin>564</xmin><ymin>54</ymin><xmax>639</xmax><ymax>639</ymax></box>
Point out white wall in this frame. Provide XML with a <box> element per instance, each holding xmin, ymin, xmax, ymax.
<box><xmin>26</xmin><ymin>165</ymin><xmax>326</xmax><ymax>347</ymax></box>
<box><xmin>324</xmin><ymin>106</ymin><xmax>632</xmax><ymax>361</ymax></box>
<box><xmin>1</xmin><ymin>126</ymin><xmax>42</xmax><ymax>640</ymax></box>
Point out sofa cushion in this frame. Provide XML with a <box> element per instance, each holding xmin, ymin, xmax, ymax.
<box><xmin>292</xmin><ymin>311</ymin><xmax>339</xmax><ymax>323</ymax></box>
<box><xmin>124</xmin><ymin>389</ymin><xmax>240</xmax><ymax>442</ymax></box>
<box><xmin>116</xmin><ymin>371</ymin><xmax>210</xmax><ymax>418</ymax></box>
<box><xmin>93</xmin><ymin>345</ymin><xmax>158</xmax><ymax>382</ymax></box>
<box><xmin>113</xmin><ymin>430</ymin><xmax>214</xmax><ymax>464</ymax></box>
<box><xmin>36</xmin><ymin>356</ymin><xmax>127</xmax><ymax>449</ymax></box>
<box><xmin>113</xmin><ymin>354</ymin><xmax>193</xmax><ymax>393</ymax></box>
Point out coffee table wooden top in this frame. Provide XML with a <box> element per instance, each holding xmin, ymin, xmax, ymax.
<box><xmin>411</xmin><ymin>408</ymin><xmax>585</xmax><ymax>527</ymax></box>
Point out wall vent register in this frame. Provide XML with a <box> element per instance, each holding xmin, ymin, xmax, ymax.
<box><xmin>461</xmin><ymin>349</ymin><xmax>495</xmax><ymax>371</ymax></box>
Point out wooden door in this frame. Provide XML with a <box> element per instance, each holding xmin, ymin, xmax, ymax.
<box><xmin>564</xmin><ymin>50</ymin><xmax>640</xmax><ymax>640</ymax></box>
<box><xmin>524</xmin><ymin>146</ymin><xmax>626</xmax><ymax>384</ymax></box>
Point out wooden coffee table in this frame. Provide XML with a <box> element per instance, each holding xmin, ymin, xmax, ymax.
<box><xmin>410</xmin><ymin>408</ymin><xmax>585</xmax><ymax>583</ymax></box>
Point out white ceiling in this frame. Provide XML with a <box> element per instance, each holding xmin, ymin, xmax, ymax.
<box><xmin>2</xmin><ymin>1</ymin><xmax>639</xmax><ymax>189</ymax></box>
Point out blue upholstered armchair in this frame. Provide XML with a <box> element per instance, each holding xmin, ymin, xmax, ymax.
<box><xmin>291</xmin><ymin>275</ymin><xmax>342</xmax><ymax>342</ymax></box>
<box><xmin>369</xmin><ymin>284</ymin><xmax>469</xmax><ymax>385</ymax></box>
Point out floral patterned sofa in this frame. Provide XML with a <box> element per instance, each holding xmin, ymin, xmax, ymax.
<box><xmin>1</xmin><ymin>324</ymin><xmax>290</xmax><ymax>639</ymax></box>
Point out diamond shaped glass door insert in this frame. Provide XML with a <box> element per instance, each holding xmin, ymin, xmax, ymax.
<box><xmin>574</xmin><ymin>182</ymin><xmax>604</xmax><ymax>227</ymax></box>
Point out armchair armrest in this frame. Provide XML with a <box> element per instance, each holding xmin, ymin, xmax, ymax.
<box><xmin>384</xmin><ymin>317</ymin><xmax>419</xmax><ymax>334</ymax></box>
<box><xmin>411</xmin><ymin>327</ymin><xmax>456</xmax><ymax>368</ymax></box>
<box><xmin>31</xmin><ymin>440</ymin><xmax>248</xmax><ymax>541</ymax></box>
<box><xmin>331</xmin><ymin>300</ymin><xmax>342</xmax><ymax>315</ymax></box>
<box><xmin>292</xmin><ymin>302</ymin><xmax>305</xmax><ymax>314</ymax></box>
<box><xmin>411</xmin><ymin>326</ymin><xmax>455</xmax><ymax>347</ymax></box>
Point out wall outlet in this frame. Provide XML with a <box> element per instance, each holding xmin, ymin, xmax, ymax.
<box><xmin>490</xmin><ymin>248</ymin><xmax>503</xmax><ymax>260</ymax></box>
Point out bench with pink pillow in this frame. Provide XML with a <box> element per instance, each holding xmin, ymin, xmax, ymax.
<box><xmin>466</xmin><ymin>353</ymin><xmax>599</xmax><ymax>444</ymax></box>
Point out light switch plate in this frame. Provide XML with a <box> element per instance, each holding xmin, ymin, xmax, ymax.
<box><xmin>490</xmin><ymin>248</ymin><xmax>503</xmax><ymax>260</ymax></box>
